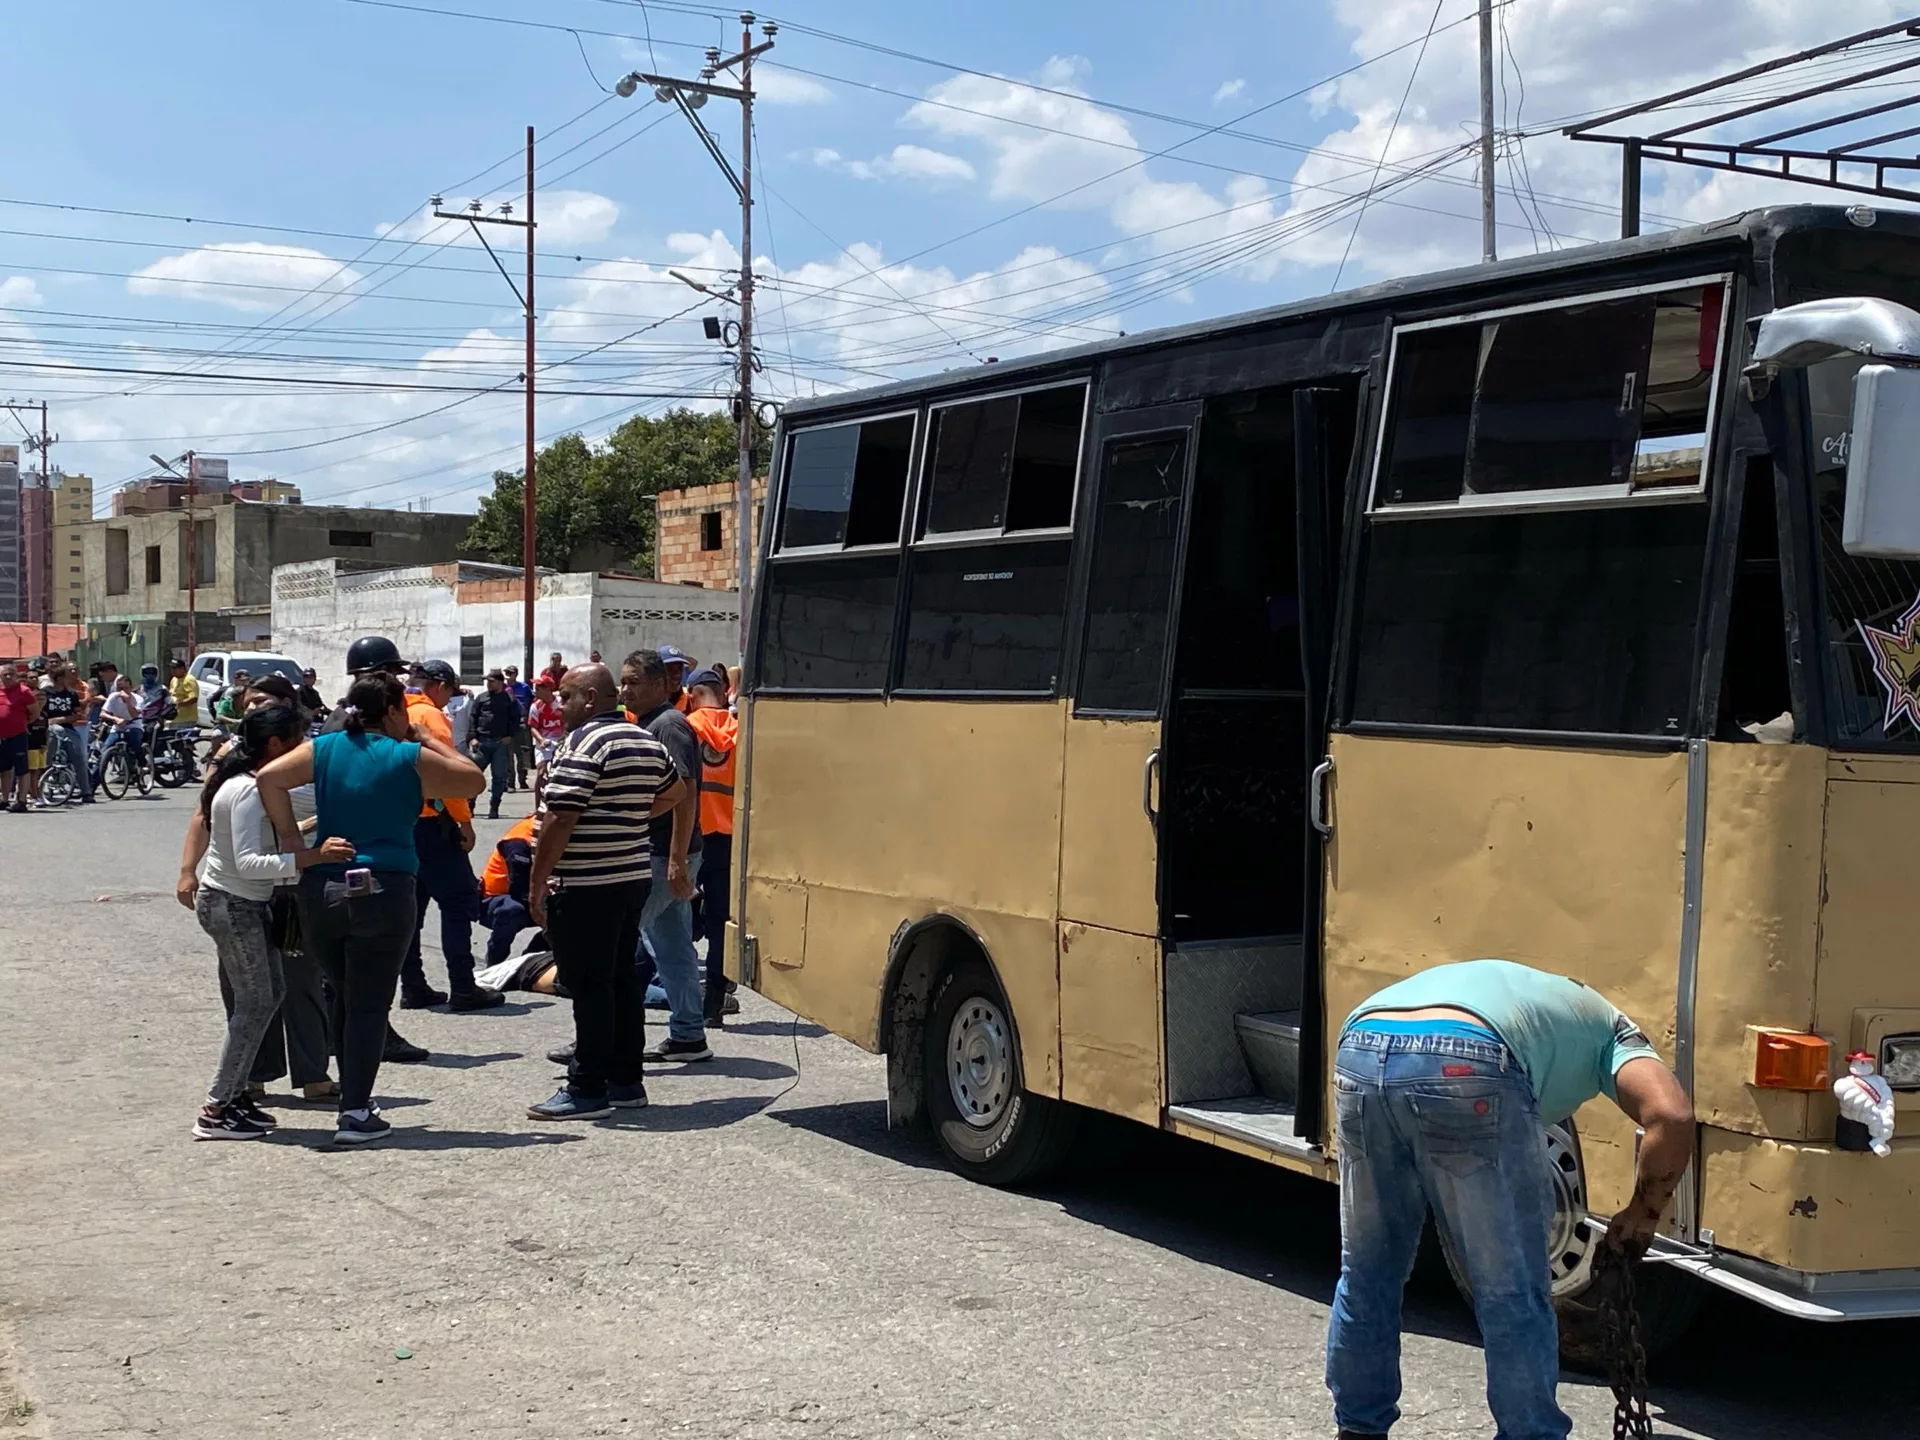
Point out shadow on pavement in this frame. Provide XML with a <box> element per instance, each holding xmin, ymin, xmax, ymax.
<box><xmin>318</xmin><ymin>1127</ymin><xmax>587</xmax><ymax>1151</ymax></box>
<box><xmin>646</xmin><ymin>1055</ymin><xmax>795</xmax><ymax>1082</ymax></box>
<box><xmin>594</xmin><ymin>1094</ymin><xmax>788</xmax><ymax>1133</ymax></box>
<box><xmin>770</xmin><ymin>1099</ymin><xmax>951</xmax><ymax>1173</ymax></box>
<box><xmin>417</xmin><ymin>1051</ymin><xmax>522</xmax><ymax>1069</ymax></box>
<box><xmin>721</xmin><ymin>1019</ymin><xmax>831</xmax><ymax>1039</ymax></box>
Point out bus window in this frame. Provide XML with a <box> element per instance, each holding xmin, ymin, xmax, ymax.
<box><xmin>897</xmin><ymin>539</ymin><xmax>1071</xmax><ymax>693</ymax></box>
<box><xmin>1078</xmin><ymin>433</ymin><xmax>1188</xmax><ymax>715</ymax></box>
<box><xmin>1375</xmin><ymin>280</ymin><xmax>1726</xmax><ymax>509</ymax></box>
<box><xmin>923</xmin><ymin>382</ymin><xmax>1087</xmax><ymax>538</ymax></box>
<box><xmin>757</xmin><ymin>554</ymin><xmax>900</xmax><ymax>692</ymax></box>
<box><xmin>777</xmin><ymin>414</ymin><xmax>915</xmax><ymax>552</ymax></box>
<box><xmin>1350</xmin><ymin>501</ymin><xmax>1708</xmax><ymax>737</ymax></box>
<box><xmin>1809</xmin><ymin>354</ymin><xmax>1920</xmax><ymax>748</ymax></box>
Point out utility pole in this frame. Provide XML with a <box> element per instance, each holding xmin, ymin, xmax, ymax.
<box><xmin>434</xmin><ymin>128</ymin><xmax>538</xmax><ymax>676</ymax></box>
<box><xmin>1478</xmin><ymin>0</ymin><xmax>1497</xmax><ymax>263</ymax></box>
<box><xmin>617</xmin><ymin>13</ymin><xmax>776</xmax><ymax>660</ymax></box>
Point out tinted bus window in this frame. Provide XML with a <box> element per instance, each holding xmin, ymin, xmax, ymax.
<box><xmin>1377</xmin><ymin>283</ymin><xmax>1721</xmax><ymax>508</ymax></box>
<box><xmin>925</xmin><ymin>383</ymin><xmax>1086</xmax><ymax>537</ymax></box>
<box><xmin>898</xmin><ymin>539</ymin><xmax>1070</xmax><ymax>694</ymax></box>
<box><xmin>1351</xmin><ymin>502</ymin><xmax>1708</xmax><ymax>737</ymax></box>
<box><xmin>758</xmin><ymin>555</ymin><xmax>900</xmax><ymax>691</ymax></box>
<box><xmin>1079</xmin><ymin>433</ymin><xmax>1187</xmax><ymax>714</ymax></box>
<box><xmin>779</xmin><ymin>415</ymin><xmax>914</xmax><ymax>551</ymax></box>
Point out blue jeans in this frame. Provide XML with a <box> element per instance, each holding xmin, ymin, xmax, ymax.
<box><xmin>638</xmin><ymin>849</ymin><xmax>703</xmax><ymax>1042</ymax></box>
<box><xmin>1326</xmin><ymin>1029</ymin><xmax>1568</xmax><ymax>1440</ymax></box>
<box><xmin>98</xmin><ymin>722</ymin><xmax>144</xmax><ymax>779</ymax></box>
<box><xmin>482</xmin><ymin>895</ymin><xmax>544</xmax><ymax>966</ymax></box>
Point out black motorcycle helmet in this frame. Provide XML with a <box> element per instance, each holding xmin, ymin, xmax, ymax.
<box><xmin>345</xmin><ymin>635</ymin><xmax>406</xmax><ymax>675</ymax></box>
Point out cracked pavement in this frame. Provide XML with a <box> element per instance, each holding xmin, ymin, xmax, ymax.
<box><xmin>2</xmin><ymin>789</ymin><xmax>1916</xmax><ymax>1437</ymax></box>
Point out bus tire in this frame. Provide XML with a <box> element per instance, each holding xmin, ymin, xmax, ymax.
<box><xmin>923</xmin><ymin>956</ymin><xmax>1078</xmax><ymax>1186</ymax></box>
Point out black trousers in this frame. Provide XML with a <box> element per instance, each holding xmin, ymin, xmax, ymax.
<box><xmin>550</xmin><ymin>879</ymin><xmax>649</xmax><ymax>1098</ymax></box>
<box><xmin>695</xmin><ymin>831</ymin><xmax>731</xmax><ymax>1020</ymax></box>
<box><xmin>299</xmin><ymin>870</ymin><xmax>417</xmax><ymax>1113</ymax></box>
<box><xmin>403</xmin><ymin>815</ymin><xmax>480</xmax><ymax>995</ymax></box>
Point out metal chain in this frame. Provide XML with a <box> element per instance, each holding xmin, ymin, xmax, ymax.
<box><xmin>1591</xmin><ymin>1244</ymin><xmax>1653</xmax><ymax>1440</ymax></box>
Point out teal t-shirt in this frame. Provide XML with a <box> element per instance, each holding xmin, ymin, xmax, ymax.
<box><xmin>1345</xmin><ymin>959</ymin><xmax>1661</xmax><ymax>1123</ymax></box>
<box><xmin>312</xmin><ymin>730</ymin><xmax>424</xmax><ymax>875</ymax></box>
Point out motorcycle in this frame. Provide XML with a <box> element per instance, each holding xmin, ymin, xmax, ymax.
<box><xmin>151</xmin><ymin>724</ymin><xmax>203</xmax><ymax>789</ymax></box>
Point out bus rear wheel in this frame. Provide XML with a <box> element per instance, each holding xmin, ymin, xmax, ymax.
<box><xmin>923</xmin><ymin>956</ymin><xmax>1078</xmax><ymax>1186</ymax></box>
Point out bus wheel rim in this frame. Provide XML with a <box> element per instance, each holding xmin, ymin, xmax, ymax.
<box><xmin>948</xmin><ymin>998</ymin><xmax>1012</xmax><ymax>1130</ymax></box>
<box><xmin>1545</xmin><ymin>1120</ymin><xmax>1598</xmax><ymax>1298</ymax></box>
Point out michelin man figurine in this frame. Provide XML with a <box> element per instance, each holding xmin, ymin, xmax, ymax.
<box><xmin>1834</xmin><ymin>1050</ymin><xmax>1896</xmax><ymax>1158</ymax></box>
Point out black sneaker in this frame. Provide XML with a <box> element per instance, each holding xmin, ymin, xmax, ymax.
<box><xmin>546</xmin><ymin>1040</ymin><xmax>577</xmax><ymax>1066</ymax></box>
<box><xmin>448</xmin><ymin>986</ymin><xmax>506</xmax><ymax>1011</ymax></box>
<box><xmin>607</xmin><ymin>1081</ymin><xmax>649</xmax><ymax>1109</ymax></box>
<box><xmin>399</xmin><ymin>986</ymin><xmax>448</xmax><ymax>1010</ymax></box>
<box><xmin>333</xmin><ymin>1110</ymin><xmax>392</xmax><ymax>1146</ymax></box>
<box><xmin>642</xmin><ymin>1036</ymin><xmax>713</xmax><ymax>1064</ymax></box>
<box><xmin>384</xmin><ymin>1029</ymin><xmax>430</xmax><ymax>1064</ymax></box>
<box><xmin>193</xmin><ymin>1105</ymin><xmax>269</xmax><ymax>1141</ymax></box>
<box><xmin>230</xmin><ymin>1093</ymin><xmax>279</xmax><ymax>1128</ymax></box>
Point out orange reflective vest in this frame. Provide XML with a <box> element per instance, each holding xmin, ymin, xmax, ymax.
<box><xmin>687</xmin><ymin>706</ymin><xmax>736</xmax><ymax>837</ymax></box>
<box><xmin>406</xmin><ymin>692</ymin><xmax>471</xmax><ymax>825</ymax></box>
<box><xmin>481</xmin><ymin>814</ymin><xmax>539</xmax><ymax>898</ymax></box>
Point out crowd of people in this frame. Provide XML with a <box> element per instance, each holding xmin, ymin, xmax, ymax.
<box><xmin>167</xmin><ymin>633</ymin><xmax>742</xmax><ymax>1145</ymax></box>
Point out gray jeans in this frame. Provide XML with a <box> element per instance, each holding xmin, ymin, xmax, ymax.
<box><xmin>198</xmin><ymin>887</ymin><xmax>286</xmax><ymax>1106</ymax></box>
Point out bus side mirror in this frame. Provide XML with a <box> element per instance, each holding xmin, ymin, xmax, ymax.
<box><xmin>1749</xmin><ymin>295</ymin><xmax>1920</xmax><ymax>558</ymax></box>
<box><xmin>1844</xmin><ymin>363</ymin><xmax>1920</xmax><ymax>558</ymax></box>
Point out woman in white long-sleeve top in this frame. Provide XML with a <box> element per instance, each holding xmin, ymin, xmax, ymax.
<box><xmin>193</xmin><ymin>704</ymin><xmax>354</xmax><ymax>1140</ymax></box>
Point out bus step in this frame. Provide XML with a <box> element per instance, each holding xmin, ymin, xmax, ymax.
<box><xmin>1234</xmin><ymin>1010</ymin><xmax>1302</xmax><ymax>1105</ymax></box>
<box><xmin>1167</xmin><ymin>1097</ymin><xmax>1320</xmax><ymax>1159</ymax></box>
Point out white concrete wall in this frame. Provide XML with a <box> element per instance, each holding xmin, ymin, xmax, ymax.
<box><xmin>593</xmin><ymin>575</ymin><xmax>742</xmax><ymax>672</ymax></box>
<box><xmin>272</xmin><ymin>561</ymin><xmax>743</xmax><ymax>702</ymax></box>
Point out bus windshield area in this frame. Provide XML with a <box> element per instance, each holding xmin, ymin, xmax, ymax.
<box><xmin>1778</xmin><ymin>227</ymin><xmax>1920</xmax><ymax>749</ymax></box>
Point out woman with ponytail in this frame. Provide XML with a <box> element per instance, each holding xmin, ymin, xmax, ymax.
<box><xmin>255</xmin><ymin>671</ymin><xmax>485</xmax><ymax>1146</ymax></box>
<box><xmin>193</xmin><ymin>704</ymin><xmax>356</xmax><ymax>1140</ymax></box>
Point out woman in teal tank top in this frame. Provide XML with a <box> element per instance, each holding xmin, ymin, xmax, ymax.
<box><xmin>256</xmin><ymin>671</ymin><xmax>484</xmax><ymax>1146</ymax></box>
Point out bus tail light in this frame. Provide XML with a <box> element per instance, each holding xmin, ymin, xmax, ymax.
<box><xmin>1752</xmin><ymin>1029</ymin><xmax>1831</xmax><ymax>1090</ymax></box>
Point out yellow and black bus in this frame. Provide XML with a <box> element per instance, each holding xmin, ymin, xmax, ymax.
<box><xmin>727</xmin><ymin>204</ymin><xmax>1920</xmax><ymax>1343</ymax></box>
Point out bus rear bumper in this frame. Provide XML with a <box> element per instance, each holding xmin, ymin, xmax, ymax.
<box><xmin>1645</xmin><ymin>1238</ymin><xmax>1920</xmax><ymax>1321</ymax></box>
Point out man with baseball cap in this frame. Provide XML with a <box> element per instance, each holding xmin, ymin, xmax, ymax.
<box><xmin>400</xmin><ymin>658</ymin><xmax>502</xmax><ymax>1011</ymax></box>
<box><xmin>657</xmin><ymin>645</ymin><xmax>694</xmax><ymax>713</ymax></box>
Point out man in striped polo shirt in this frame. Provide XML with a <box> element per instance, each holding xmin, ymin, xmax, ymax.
<box><xmin>523</xmin><ymin>663</ymin><xmax>684</xmax><ymax>1121</ymax></box>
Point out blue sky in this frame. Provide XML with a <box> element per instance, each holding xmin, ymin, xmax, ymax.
<box><xmin>4</xmin><ymin>0</ymin><xmax>1905</xmax><ymax>514</ymax></box>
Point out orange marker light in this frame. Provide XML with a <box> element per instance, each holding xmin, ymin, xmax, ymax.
<box><xmin>1752</xmin><ymin>1029</ymin><xmax>1832</xmax><ymax>1090</ymax></box>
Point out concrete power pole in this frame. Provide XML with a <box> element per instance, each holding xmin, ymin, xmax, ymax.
<box><xmin>735</xmin><ymin>13</ymin><xmax>757</xmax><ymax>661</ymax></box>
<box><xmin>618</xmin><ymin>14</ymin><xmax>776</xmax><ymax>661</ymax></box>
<box><xmin>1478</xmin><ymin>0</ymin><xmax>1497</xmax><ymax>263</ymax></box>
<box><xmin>434</xmin><ymin>138</ymin><xmax>537</xmax><ymax>677</ymax></box>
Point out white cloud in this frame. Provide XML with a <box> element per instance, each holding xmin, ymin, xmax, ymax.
<box><xmin>810</xmin><ymin>143</ymin><xmax>977</xmax><ymax>184</ymax></box>
<box><xmin>1213</xmin><ymin>78</ymin><xmax>1247</xmax><ymax>105</ymax></box>
<box><xmin>0</xmin><ymin>276</ymin><xmax>42</xmax><ymax>308</ymax></box>
<box><xmin>127</xmin><ymin>242</ymin><xmax>364</xmax><ymax>313</ymax></box>
<box><xmin>378</xmin><ymin>190</ymin><xmax>619</xmax><ymax>248</ymax></box>
<box><xmin>753</xmin><ymin>66</ymin><xmax>832</xmax><ymax>106</ymax></box>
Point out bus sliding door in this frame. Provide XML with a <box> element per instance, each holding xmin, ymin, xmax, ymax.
<box><xmin>1057</xmin><ymin>402</ymin><xmax>1199</xmax><ymax>1127</ymax></box>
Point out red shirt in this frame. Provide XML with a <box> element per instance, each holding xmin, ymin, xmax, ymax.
<box><xmin>540</xmin><ymin>664</ymin><xmax>567</xmax><ymax>691</ymax></box>
<box><xmin>530</xmin><ymin>697</ymin><xmax>566</xmax><ymax>743</ymax></box>
<box><xmin>0</xmin><ymin>681</ymin><xmax>33</xmax><ymax>739</ymax></box>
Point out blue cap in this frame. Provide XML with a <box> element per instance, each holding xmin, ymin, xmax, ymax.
<box><xmin>685</xmin><ymin>667</ymin><xmax>725</xmax><ymax>691</ymax></box>
<box><xmin>657</xmin><ymin>644</ymin><xmax>693</xmax><ymax>667</ymax></box>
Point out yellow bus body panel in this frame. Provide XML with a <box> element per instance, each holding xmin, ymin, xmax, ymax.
<box><xmin>1059</xmin><ymin>922</ymin><xmax>1161</xmax><ymax>1125</ymax></box>
<box><xmin>742</xmin><ymin>696</ymin><xmax>1069</xmax><ymax>1094</ymax></box>
<box><xmin>1321</xmin><ymin>732</ymin><xmax>1688</xmax><ymax>1216</ymax></box>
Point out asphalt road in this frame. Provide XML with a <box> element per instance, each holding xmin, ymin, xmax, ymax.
<box><xmin>2</xmin><ymin>786</ymin><xmax>1915</xmax><ymax>1438</ymax></box>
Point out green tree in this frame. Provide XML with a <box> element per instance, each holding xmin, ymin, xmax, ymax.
<box><xmin>464</xmin><ymin>408</ymin><xmax>769</xmax><ymax>573</ymax></box>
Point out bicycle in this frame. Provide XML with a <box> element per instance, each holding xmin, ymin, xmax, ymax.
<box><xmin>96</xmin><ymin>727</ymin><xmax>154</xmax><ymax>800</ymax></box>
